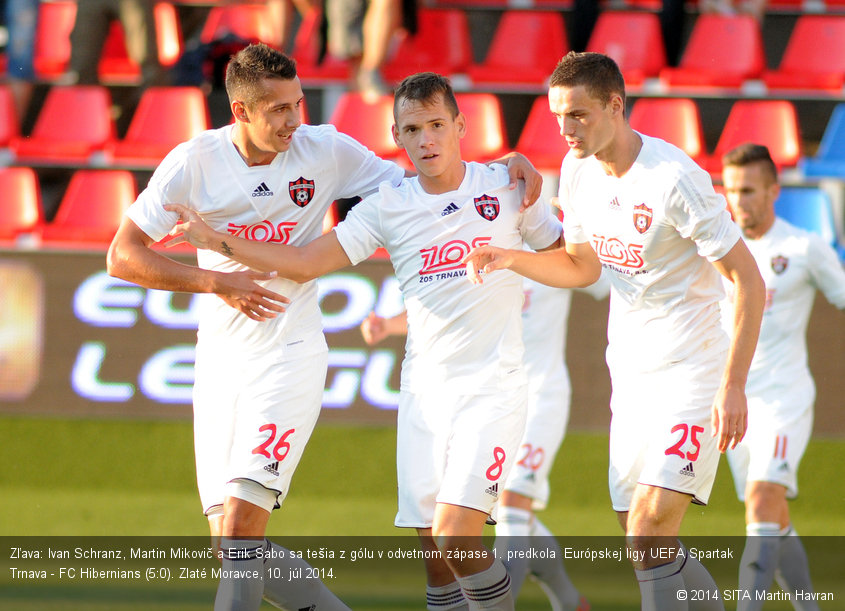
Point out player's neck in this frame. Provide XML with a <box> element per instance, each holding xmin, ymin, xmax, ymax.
<box><xmin>417</xmin><ymin>161</ymin><xmax>467</xmax><ymax>195</ymax></box>
<box><xmin>596</xmin><ymin>127</ymin><xmax>642</xmax><ymax>178</ymax></box>
<box><xmin>231</xmin><ymin>126</ymin><xmax>277</xmax><ymax>167</ymax></box>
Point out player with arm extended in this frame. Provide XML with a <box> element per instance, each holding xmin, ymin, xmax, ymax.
<box><xmin>167</xmin><ymin>71</ymin><xmax>598</xmax><ymax>611</ymax></box>
<box><xmin>463</xmin><ymin>52</ymin><xmax>766</xmax><ymax>611</ymax></box>
<box><xmin>107</xmin><ymin>43</ymin><xmax>409</xmax><ymax>611</ymax></box>
<box><xmin>720</xmin><ymin>143</ymin><xmax>845</xmax><ymax>611</ymax></box>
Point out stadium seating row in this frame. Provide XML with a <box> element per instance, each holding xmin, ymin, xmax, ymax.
<box><xmin>6</xmin><ymin>83</ymin><xmax>835</xmax><ymax>179</ymax></box>
<box><xmin>1</xmin><ymin>166</ymin><xmax>841</xmax><ymax>258</ymax></box>
<box><xmin>7</xmin><ymin>3</ymin><xmax>845</xmax><ymax>94</ymax></box>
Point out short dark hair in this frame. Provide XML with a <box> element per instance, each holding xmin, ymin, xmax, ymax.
<box><xmin>549</xmin><ymin>51</ymin><xmax>626</xmax><ymax>108</ymax></box>
<box><xmin>722</xmin><ymin>143</ymin><xmax>779</xmax><ymax>183</ymax></box>
<box><xmin>225</xmin><ymin>43</ymin><xmax>297</xmax><ymax>109</ymax></box>
<box><xmin>393</xmin><ymin>72</ymin><xmax>459</xmax><ymax>121</ymax></box>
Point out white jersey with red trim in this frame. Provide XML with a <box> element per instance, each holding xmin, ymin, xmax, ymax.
<box><xmin>722</xmin><ymin>217</ymin><xmax>845</xmax><ymax>399</ymax></box>
<box><xmin>126</xmin><ymin>123</ymin><xmax>404</xmax><ymax>357</ymax></box>
<box><xmin>335</xmin><ymin>162</ymin><xmax>561</xmax><ymax>394</ymax></box>
<box><xmin>560</xmin><ymin>133</ymin><xmax>741</xmax><ymax>375</ymax></box>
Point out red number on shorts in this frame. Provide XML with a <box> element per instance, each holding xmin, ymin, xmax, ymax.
<box><xmin>516</xmin><ymin>443</ymin><xmax>545</xmax><ymax>471</ymax></box>
<box><xmin>486</xmin><ymin>447</ymin><xmax>507</xmax><ymax>481</ymax></box>
<box><xmin>251</xmin><ymin>424</ymin><xmax>295</xmax><ymax>461</ymax></box>
<box><xmin>664</xmin><ymin>424</ymin><xmax>705</xmax><ymax>461</ymax></box>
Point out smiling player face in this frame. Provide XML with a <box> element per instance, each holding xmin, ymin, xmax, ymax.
<box><xmin>392</xmin><ymin>92</ymin><xmax>467</xmax><ymax>193</ymax></box>
<box><xmin>233</xmin><ymin>76</ymin><xmax>304</xmax><ymax>165</ymax></box>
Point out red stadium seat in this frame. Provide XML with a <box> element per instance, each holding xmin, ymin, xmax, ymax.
<box><xmin>105</xmin><ymin>86</ymin><xmax>211</xmax><ymax>168</ymax></box>
<box><xmin>660</xmin><ymin>15</ymin><xmax>765</xmax><ymax>89</ymax></box>
<box><xmin>328</xmin><ymin>92</ymin><xmax>401</xmax><ymax>160</ymax></box>
<box><xmin>468</xmin><ymin>11</ymin><xmax>568</xmax><ymax>87</ymax></box>
<box><xmin>382</xmin><ymin>9</ymin><xmax>472</xmax><ymax>82</ymax></box>
<box><xmin>515</xmin><ymin>95</ymin><xmax>565</xmax><ymax>172</ymax></box>
<box><xmin>586</xmin><ymin>12</ymin><xmax>666</xmax><ymax>86</ymax></box>
<box><xmin>763</xmin><ymin>16</ymin><xmax>845</xmax><ymax>92</ymax></box>
<box><xmin>291</xmin><ymin>8</ymin><xmax>350</xmax><ymax>82</ymax></box>
<box><xmin>0</xmin><ymin>168</ymin><xmax>43</xmax><ymax>241</ymax></box>
<box><xmin>98</xmin><ymin>2</ymin><xmax>184</xmax><ymax>83</ymax></box>
<box><xmin>10</xmin><ymin>85</ymin><xmax>116</xmax><ymax>165</ymax></box>
<box><xmin>200</xmin><ymin>3</ymin><xmax>282</xmax><ymax>48</ymax></box>
<box><xmin>33</xmin><ymin>1</ymin><xmax>76</xmax><ymax>79</ymax></box>
<box><xmin>40</xmin><ymin>170</ymin><xmax>136</xmax><ymax>244</ymax></box>
<box><xmin>455</xmin><ymin>93</ymin><xmax>509</xmax><ymax>162</ymax></box>
<box><xmin>629</xmin><ymin>98</ymin><xmax>706</xmax><ymax>165</ymax></box>
<box><xmin>0</xmin><ymin>85</ymin><xmax>19</xmax><ymax>147</ymax></box>
<box><xmin>705</xmin><ymin>100</ymin><xmax>802</xmax><ymax>174</ymax></box>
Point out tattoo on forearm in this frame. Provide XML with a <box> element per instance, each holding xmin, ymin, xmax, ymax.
<box><xmin>221</xmin><ymin>241</ymin><xmax>234</xmax><ymax>256</ymax></box>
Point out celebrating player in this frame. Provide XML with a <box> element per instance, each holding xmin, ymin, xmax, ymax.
<box><xmin>462</xmin><ymin>52</ymin><xmax>766</xmax><ymax>611</ymax></box>
<box><xmin>721</xmin><ymin>143</ymin><xmax>845</xmax><ymax>610</ymax></box>
<box><xmin>166</xmin><ymin>71</ymin><xmax>598</xmax><ymax>610</ymax></box>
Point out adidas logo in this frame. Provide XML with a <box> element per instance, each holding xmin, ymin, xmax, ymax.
<box><xmin>679</xmin><ymin>462</ymin><xmax>695</xmax><ymax>478</ymax></box>
<box><xmin>609</xmin><ymin>196</ymin><xmax>621</xmax><ymax>210</ymax></box>
<box><xmin>441</xmin><ymin>202</ymin><xmax>459</xmax><ymax>216</ymax></box>
<box><xmin>264</xmin><ymin>461</ymin><xmax>280</xmax><ymax>476</ymax></box>
<box><xmin>485</xmin><ymin>483</ymin><xmax>499</xmax><ymax>497</ymax></box>
<box><xmin>777</xmin><ymin>462</ymin><xmax>790</xmax><ymax>472</ymax></box>
<box><xmin>252</xmin><ymin>182</ymin><xmax>273</xmax><ymax>197</ymax></box>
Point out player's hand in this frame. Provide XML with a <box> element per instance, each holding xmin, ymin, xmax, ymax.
<box><xmin>165</xmin><ymin>203</ymin><xmax>216</xmax><ymax>250</ymax></box>
<box><xmin>711</xmin><ymin>384</ymin><xmax>748</xmax><ymax>452</ymax></box>
<box><xmin>360</xmin><ymin>311</ymin><xmax>389</xmax><ymax>346</ymax></box>
<box><xmin>505</xmin><ymin>153</ymin><xmax>543</xmax><ymax>211</ymax></box>
<box><xmin>463</xmin><ymin>245</ymin><xmax>515</xmax><ymax>285</ymax></box>
<box><xmin>213</xmin><ymin>269</ymin><xmax>290</xmax><ymax>322</ymax></box>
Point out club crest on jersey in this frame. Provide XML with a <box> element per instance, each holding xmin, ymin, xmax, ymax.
<box><xmin>633</xmin><ymin>203</ymin><xmax>653</xmax><ymax>234</ymax></box>
<box><xmin>474</xmin><ymin>194</ymin><xmax>500</xmax><ymax>221</ymax></box>
<box><xmin>771</xmin><ymin>255</ymin><xmax>789</xmax><ymax>274</ymax></box>
<box><xmin>289</xmin><ymin>177</ymin><xmax>315</xmax><ymax>208</ymax></box>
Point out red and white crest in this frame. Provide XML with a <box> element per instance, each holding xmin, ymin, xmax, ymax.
<box><xmin>771</xmin><ymin>255</ymin><xmax>789</xmax><ymax>274</ymax></box>
<box><xmin>474</xmin><ymin>194</ymin><xmax>500</xmax><ymax>221</ymax></box>
<box><xmin>633</xmin><ymin>203</ymin><xmax>653</xmax><ymax>234</ymax></box>
<box><xmin>289</xmin><ymin>177</ymin><xmax>315</xmax><ymax>208</ymax></box>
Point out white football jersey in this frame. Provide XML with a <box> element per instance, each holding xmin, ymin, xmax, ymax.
<box><xmin>560</xmin><ymin>133</ymin><xmax>741</xmax><ymax>374</ymax></box>
<box><xmin>335</xmin><ymin>162</ymin><xmax>561</xmax><ymax>394</ymax></box>
<box><xmin>126</xmin><ymin>123</ymin><xmax>404</xmax><ymax>357</ymax></box>
<box><xmin>722</xmin><ymin>218</ymin><xmax>845</xmax><ymax>398</ymax></box>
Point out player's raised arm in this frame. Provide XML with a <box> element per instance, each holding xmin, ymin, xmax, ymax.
<box><xmin>710</xmin><ymin>238</ymin><xmax>766</xmax><ymax>452</ymax></box>
<box><xmin>108</xmin><ymin>216</ymin><xmax>289</xmax><ymax>322</ymax></box>
<box><xmin>165</xmin><ymin>203</ymin><xmax>352</xmax><ymax>283</ymax></box>
<box><xmin>464</xmin><ymin>240</ymin><xmax>601</xmax><ymax>289</ymax></box>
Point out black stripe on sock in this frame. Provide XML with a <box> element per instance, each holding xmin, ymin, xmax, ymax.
<box><xmin>463</xmin><ymin>574</ymin><xmax>511</xmax><ymax>602</ymax></box>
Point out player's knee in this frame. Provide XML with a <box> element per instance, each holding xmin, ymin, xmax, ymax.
<box><xmin>222</xmin><ymin>479</ymin><xmax>276</xmax><ymax>536</ymax></box>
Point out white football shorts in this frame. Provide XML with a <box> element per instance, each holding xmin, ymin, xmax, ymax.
<box><xmin>503</xmin><ymin>377</ymin><xmax>570</xmax><ymax>510</ymax></box>
<box><xmin>726</xmin><ymin>381</ymin><xmax>814</xmax><ymax>501</ymax></box>
<box><xmin>395</xmin><ymin>386</ymin><xmax>528</xmax><ymax>528</ymax></box>
<box><xmin>608</xmin><ymin>349</ymin><xmax>727</xmax><ymax>511</ymax></box>
<box><xmin>193</xmin><ymin>343</ymin><xmax>329</xmax><ymax>515</ymax></box>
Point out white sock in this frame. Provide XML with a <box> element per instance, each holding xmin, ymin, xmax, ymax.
<box><xmin>677</xmin><ymin>542</ymin><xmax>723</xmax><ymax>611</ymax></box>
<box><xmin>774</xmin><ymin>526</ymin><xmax>820</xmax><ymax>611</ymax></box>
<box><xmin>261</xmin><ymin>541</ymin><xmax>351</xmax><ymax>610</ymax></box>
<box><xmin>737</xmin><ymin>522</ymin><xmax>781</xmax><ymax>611</ymax></box>
<box><xmin>635</xmin><ymin>555</ymin><xmax>688</xmax><ymax>611</ymax></box>
<box><xmin>529</xmin><ymin>518</ymin><xmax>583</xmax><ymax>611</ymax></box>
<box><xmin>214</xmin><ymin>538</ymin><xmax>265</xmax><ymax>611</ymax></box>
<box><xmin>456</xmin><ymin>560</ymin><xmax>514</xmax><ymax>610</ymax></box>
<box><xmin>494</xmin><ymin>507</ymin><xmax>532</xmax><ymax>598</ymax></box>
<box><xmin>426</xmin><ymin>581</ymin><xmax>469</xmax><ymax>610</ymax></box>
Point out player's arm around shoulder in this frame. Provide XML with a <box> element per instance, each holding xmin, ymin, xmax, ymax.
<box><xmin>165</xmin><ymin>204</ymin><xmax>352</xmax><ymax>283</ymax></box>
<box><xmin>710</xmin><ymin>238</ymin><xmax>766</xmax><ymax>452</ymax></box>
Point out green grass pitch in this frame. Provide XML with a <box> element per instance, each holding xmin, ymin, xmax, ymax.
<box><xmin>1</xmin><ymin>416</ymin><xmax>843</xmax><ymax>609</ymax></box>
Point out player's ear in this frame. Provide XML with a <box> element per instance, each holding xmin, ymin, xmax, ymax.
<box><xmin>232</xmin><ymin>100</ymin><xmax>249</xmax><ymax>123</ymax></box>
<box><xmin>455</xmin><ymin>112</ymin><xmax>467</xmax><ymax>139</ymax></box>
<box><xmin>392</xmin><ymin>123</ymin><xmax>405</xmax><ymax>149</ymax></box>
